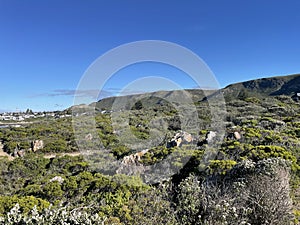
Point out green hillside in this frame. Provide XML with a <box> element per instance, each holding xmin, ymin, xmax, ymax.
<box><xmin>222</xmin><ymin>73</ymin><xmax>300</xmax><ymax>99</ymax></box>
<box><xmin>1</xmin><ymin>74</ymin><xmax>300</xmax><ymax>224</ymax></box>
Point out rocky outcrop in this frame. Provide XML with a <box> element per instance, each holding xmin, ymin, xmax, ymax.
<box><xmin>116</xmin><ymin>149</ymin><xmax>149</xmax><ymax>175</ymax></box>
<box><xmin>31</xmin><ymin>140</ymin><xmax>44</xmax><ymax>152</ymax></box>
<box><xmin>11</xmin><ymin>140</ymin><xmax>44</xmax><ymax>158</ymax></box>
<box><xmin>121</xmin><ymin>149</ymin><xmax>149</xmax><ymax>165</ymax></box>
<box><xmin>117</xmin><ymin>131</ymin><xmax>194</xmax><ymax>176</ymax></box>
<box><xmin>167</xmin><ymin>131</ymin><xmax>193</xmax><ymax>148</ymax></box>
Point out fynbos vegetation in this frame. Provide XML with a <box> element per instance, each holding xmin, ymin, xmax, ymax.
<box><xmin>1</xmin><ymin>74</ymin><xmax>300</xmax><ymax>224</ymax></box>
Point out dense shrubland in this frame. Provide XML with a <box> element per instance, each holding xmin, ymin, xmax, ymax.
<box><xmin>1</xmin><ymin>88</ymin><xmax>300</xmax><ymax>224</ymax></box>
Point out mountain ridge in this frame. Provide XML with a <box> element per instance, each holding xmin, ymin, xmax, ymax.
<box><xmin>93</xmin><ymin>73</ymin><xmax>300</xmax><ymax>110</ymax></box>
<box><xmin>223</xmin><ymin>73</ymin><xmax>300</xmax><ymax>97</ymax></box>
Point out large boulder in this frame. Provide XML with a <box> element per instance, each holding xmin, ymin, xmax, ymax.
<box><xmin>31</xmin><ymin>140</ymin><xmax>44</xmax><ymax>152</ymax></box>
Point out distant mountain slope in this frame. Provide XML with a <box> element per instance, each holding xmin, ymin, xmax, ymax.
<box><xmin>92</xmin><ymin>73</ymin><xmax>300</xmax><ymax>110</ymax></box>
<box><xmin>222</xmin><ymin>73</ymin><xmax>300</xmax><ymax>99</ymax></box>
<box><xmin>94</xmin><ymin>89</ymin><xmax>214</xmax><ymax>110</ymax></box>
<box><xmin>271</xmin><ymin>75</ymin><xmax>300</xmax><ymax>95</ymax></box>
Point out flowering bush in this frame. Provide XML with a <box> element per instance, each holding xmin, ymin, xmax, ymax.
<box><xmin>0</xmin><ymin>204</ymin><xmax>108</xmax><ymax>225</ymax></box>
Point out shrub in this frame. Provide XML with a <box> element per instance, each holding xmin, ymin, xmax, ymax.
<box><xmin>0</xmin><ymin>204</ymin><xmax>107</xmax><ymax>225</ymax></box>
<box><xmin>0</xmin><ymin>196</ymin><xmax>50</xmax><ymax>215</ymax></box>
<box><xmin>208</xmin><ymin>159</ymin><xmax>237</xmax><ymax>175</ymax></box>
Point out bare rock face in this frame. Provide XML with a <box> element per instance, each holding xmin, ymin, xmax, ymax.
<box><xmin>167</xmin><ymin>131</ymin><xmax>193</xmax><ymax>148</ymax></box>
<box><xmin>31</xmin><ymin>140</ymin><xmax>44</xmax><ymax>152</ymax></box>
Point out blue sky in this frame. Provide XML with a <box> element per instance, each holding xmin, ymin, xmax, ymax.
<box><xmin>1</xmin><ymin>0</ymin><xmax>300</xmax><ymax>112</ymax></box>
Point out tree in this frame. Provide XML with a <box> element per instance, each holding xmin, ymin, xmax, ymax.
<box><xmin>25</xmin><ymin>108</ymin><xmax>33</xmax><ymax>114</ymax></box>
<box><xmin>132</xmin><ymin>100</ymin><xmax>143</xmax><ymax>110</ymax></box>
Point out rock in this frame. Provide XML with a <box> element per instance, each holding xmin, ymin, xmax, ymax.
<box><xmin>121</xmin><ymin>149</ymin><xmax>149</xmax><ymax>165</ymax></box>
<box><xmin>175</xmin><ymin>137</ymin><xmax>182</xmax><ymax>147</ymax></box>
<box><xmin>85</xmin><ymin>133</ymin><xmax>93</xmax><ymax>141</ymax></box>
<box><xmin>227</xmin><ymin>131</ymin><xmax>242</xmax><ymax>140</ymax></box>
<box><xmin>31</xmin><ymin>140</ymin><xmax>44</xmax><ymax>152</ymax></box>
<box><xmin>17</xmin><ymin>149</ymin><xmax>26</xmax><ymax>157</ymax></box>
<box><xmin>122</xmin><ymin>155</ymin><xmax>134</xmax><ymax>165</ymax></box>
<box><xmin>167</xmin><ymin>131</ymin><xmax>193</xmax><ymax>148</ymax></box>
<box><xmin>117</xmin><ymin>149</ymin><xmax>149</xmax><ymax>175</ymax></box>
<box><xmin>135</xmin><ymin>149</ymin><xmax>149</xmax><ymax>161</ymax></box>
<box><xmin>206</xmin><ymin>131</ymin><xmax>217</xmax><ymax>143</ymax></box>
<box><xmin>234</xmin><ymin>131</ymin><xmax>241</xmax><ymax>140</ymax></box>
<box><xmin>13</xmin><ymin>145</ymin><xmax>20</xmax><ymax>157</ymax></box>
<box><xmin>50</xmin><ymin>176</ymin><xmax>64</xmax><ymax>184</ymax></box>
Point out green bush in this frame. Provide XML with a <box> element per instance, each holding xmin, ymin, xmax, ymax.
<box><xmin>208</xmin><ymin>160</ymin><xmax>237</xmax><ymax>175</ymax></box>
<box><xmin>0</xmin><ymin>196</ymin><xmax>50</xmax><ymax>215</ymax></box>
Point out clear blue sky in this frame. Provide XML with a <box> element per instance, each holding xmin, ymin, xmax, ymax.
<box><xmin>1</xmin><ymin>0</ymin><xmax>300</xmax><ymax>112</ymax></box>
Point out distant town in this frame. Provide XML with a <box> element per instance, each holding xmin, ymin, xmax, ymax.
<box><xmin>0</xmin><ymin>109</ymin><xmax>72</xmax><ymax>122</ymax></box>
